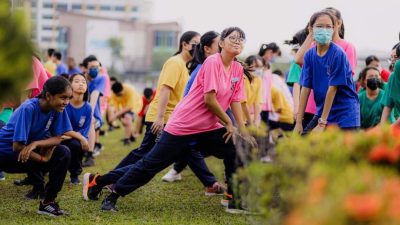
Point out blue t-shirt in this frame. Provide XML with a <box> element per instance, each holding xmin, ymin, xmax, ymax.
<box><xmin>56</xmin><ymin>63</ymin><xmax>68</xmax><ymax>76</ymax></box>
<box><xmin>89</xmin><ymin>75</ymin><xmax>106</xmax><ymax>126</ymax></box>
<box><xmin>299</xmin><ymin>43</ymin><xmax>360</xmax><ymax>128</ymax></box>
<box><xmin>184</xmin><ymin>64</ymin><xmax>202</xmax><ymax>96</ymax></box>
<box><xmin>68</xmin><ymin>67</ymin><xmax>82</xmax><ymax>75</ymax></box>
<box><xmin>0</xmin><ymin>98</ymin><xmax>72</xmax><ymax>157</ymax></box>
<box><xmin>65</xmin><ymin>102</ymin><xmax>92</xmax><ymax>140</ymax></box>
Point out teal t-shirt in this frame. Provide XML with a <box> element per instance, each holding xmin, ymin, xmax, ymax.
<box><xmin>286</xmin><ymin>61</ymin><xmax>302</xmax><ymax>86</ymax></box>
<box><xmin>359</xmin><ymin>90</ymin><xmax>384</xmax><ymax>129</ymax></box>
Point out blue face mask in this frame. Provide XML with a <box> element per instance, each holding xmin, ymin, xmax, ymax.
<box><xmin>88</xmin><ymin>67</ymin><xmax>99</xmax><ymax>79</ymax></box>
<box><xmin>313</xmin><ymin>28</ymin><xmax>333</xmax><ymax>45</ymax></box>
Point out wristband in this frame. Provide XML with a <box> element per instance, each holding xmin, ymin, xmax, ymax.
<box><xmin>318</xmin><ymin>118</ymin><xmax>328</xmax><ymax>125</ymax></box>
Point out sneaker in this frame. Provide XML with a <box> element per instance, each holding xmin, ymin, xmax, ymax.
<box><xmin>122</xmin><ymin>138</ymin><xmax>131</xmax><ymax>146</ymax></box>
<box><xmin>82</xmin><ymin>173</ymin><xmax>102</xmax><ymax>201</ymax></box>
<box><xmin>82</xmin><ymin>157</ymin><xmax>95</xmax><ymax>167</ymax></box>
<box><xmin>161</xmin><ymin>168</ymin><xmax>182</xmax><ymax>182</ymax></box>
<box><xmin>0</xmin><ymin>171</ymin><xmax>5</xmax><ymax>181</ymax></box>
<box><xmin>205</xmin><ymin>182</ymin><xmax>225</xmax><ymax>196</ymax></box>
<box><xmin>95</xmin><ymin>143</ymin><xmax>104</xmax><ymax>152</ymax></box>
<box><xmin>130</xmin><ymin>135</ymin><xmax>136</xmax><ymax>143</ymax></box>
<box><xmin>37</xmin><ymin>201</ymin><xmax>68</xmax><ymax>217</ymax></box>
<box><xmin>70</xmin><ymin>176</ymin><xmax>80</xmax><ymax>185</ymax></box>
<box><xmin>261</xmin><ymin>155</ymin><xmax>273</xmax><ymax>163</ymax></box>
<box><xmin>14</xmin><ymin>177</ymin><xmax>32</xmax><ymax>186</ymax></box>
<box><xmin>92</xmin><ymin>148</ymin><xmax>101</xmax><ymax>157</ymax></box>
<box><xmin>220</xmin><ymin>192</ymin><xmax>233</xmax><ymax>207</ymax></box>
<box><xmin>25</xmin><ymin>187</ymin><xmax>46</xmax><ymax>200</ymax></box>
<box><xmin>101</xmin><ymin>193</ymin><xmax>119</xmax><ymax>212</ymax></box>
<box><xmin>225</xmin><ymin>205</ymin><xmax>251</xmax><ymax>214</ymax></box>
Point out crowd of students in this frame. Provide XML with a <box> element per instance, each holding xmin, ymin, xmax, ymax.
<box><xmin>0</xmin><ymin>7</ymin><xmax>400</xmax><ymax>216</ymax></box>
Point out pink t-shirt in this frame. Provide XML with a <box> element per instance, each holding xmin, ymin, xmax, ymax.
<box><xmin>27</xmin><ymin>57</ymin><xmax>48</xmax><ymax>98</ymax></box>
<box><xmin>165</xmin><ymin>53</ymin><xmax>245</xmax><ymax>136</ymax></box>
<box><xmin>261</xmin><ymin>70</ymin><xmax>273</xmax><ymax>111</ymax></box>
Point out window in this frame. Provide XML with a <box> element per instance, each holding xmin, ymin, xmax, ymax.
<box><xmin>72</xmin><ymin>4</ymin><xmax>81</xmax><ymax>10</ymax></box>
<box><xmin>115</xmin><ymin>6</ymin><xmax>125</xmax><ymax>12</ymax></box>
<box><xmin>56</xmin><ymin>3</ymin><xmax>68</xmax><ymax>11</ymax></box>
<box><xmin>43</xmin><ymin>3</ymin><xmax>53</xmax><ymax>8</ymax></box>
<box><xmin>41</xmin><ymin>37</ymin><xmax>52</xmax><ymax>42</ymax></box>
<box><xmin>31</xmin><ymin>0</ymin><xmax>37</xmax><ymax>7</ymax></box>
<box><xmin>86</xmin><ymin>4</ymin><xmax>96</xmax><ymax>10</ymax></box>
<box><xmin>131</xmin><ymin>6</ymin><xmax>138</xmax><ymax>12</ymax></box>
<box><xmin>154</xmin><ymin>31</ymin><xmax>177</xmax><ymax>48</ymax></box>
<box><xmin>100</xmin><ymin>5</ymin><xmax>111</xmax><ymax>11</ymax></box>
<box><xmin>43</xmin><ymin>15</ymin><xmax>53</xmax><ymax>19</ymax></box>
<box><xmin>42</xmin><ymin>26</ymin><xmax>53</xmax><ymax>31</ymax></box>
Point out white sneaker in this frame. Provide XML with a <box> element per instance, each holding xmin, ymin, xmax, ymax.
<box><xmin>161</xmin><ymin>169</ymin><xmax>182</xmax><ymax>182</ymax></box>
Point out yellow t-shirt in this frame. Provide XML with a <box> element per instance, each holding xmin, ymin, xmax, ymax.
<box><xmin>271</xmin><ymin>87</ymin><xmax>294</xmax><ymax>124</ymax></box>
<box><xmin>109</xmin><ymin>84</ymin><xmax>143</xmax><ymax>114</ymax></box>
<box><xmin>44</xmin><ymin>60</ymin><xmax>56</xmax><ymax>76</ymax></box>
<box><xmin>146</xmin><ymin>55</ymin><xmax>189</xmax><ymax>123</ymax></box>
<box><xmin>242</xmin><ymin>76</ymin><xmax>262</xmax><ymax>121</ymax></box>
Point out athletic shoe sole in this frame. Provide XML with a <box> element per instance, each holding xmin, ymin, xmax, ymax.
<box><xmin>205</xmin><ymin>192</ymin><xmax>224</xmax><ymax>196</ymax></box>
<box><xmin>37</xmin><ymin>210</ymin><xmax>57</xmax><ymax>217</ymax></box>
<box><xmin>82</xmin><ymin>173</ymin><xmax>91</xmax><ymax>201</ymax></box>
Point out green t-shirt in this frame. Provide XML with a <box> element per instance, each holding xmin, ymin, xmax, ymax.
<box><xmin>286</xmin><ymin>61</ymin><xmax>302</xmax><ymax>86</ymax></box>
<box><xmin>0</xmin><ymin>108</ymin><xmax>13</xmax><ymax>123</ymax></box>
<box><xmin>359</xmin><ymin>90</ymin><xmax>384</xmax><ymax>129</ymax></box>
<box><xmin>381</xmin><ymin>75</ymin><xmax>400</xmax><ymax>122</ymax></box>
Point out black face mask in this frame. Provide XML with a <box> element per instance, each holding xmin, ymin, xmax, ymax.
<box><xmin>366</xmin><ymin>78</ymin><xmax>380</xmax><ymax>90</ymax></box>
<box><xmin>189</xmin><ymin>44</ymin><xmax>197</xmax><ymax>56</ymax></box>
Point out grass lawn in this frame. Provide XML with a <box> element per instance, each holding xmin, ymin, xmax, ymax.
<box><xmin>0</xmin><ymin>128</ymin><xmax>257</xmax><ymax>225</ymax></box>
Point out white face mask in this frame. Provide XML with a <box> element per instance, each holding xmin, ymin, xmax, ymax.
<box><xmin>253</xmin><ymin>68</ymin><xmax>264</xmax><ymax>77</ymax></box>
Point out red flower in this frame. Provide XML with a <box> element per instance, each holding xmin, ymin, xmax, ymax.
<box><xmin>344</xmin><ymin>194</ymin><xmax>382</xmax><ymax>222</ymax></box>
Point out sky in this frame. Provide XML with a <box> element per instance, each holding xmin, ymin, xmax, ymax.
<box><xmin>150</xmin><ymin>0</ymin><xmax>399</xmax><ymax>58</ymax></box>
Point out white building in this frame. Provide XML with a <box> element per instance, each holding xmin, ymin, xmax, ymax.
<box><xmin>27</xmin><ymin>0</ymin><xmax>152</xmax><ymax>49</ymax></box>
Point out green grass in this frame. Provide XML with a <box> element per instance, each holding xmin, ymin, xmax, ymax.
<box><xmin>0</xmin><ymin>128</ymin><xmax>255</xmax><ymax>225</ymax></box>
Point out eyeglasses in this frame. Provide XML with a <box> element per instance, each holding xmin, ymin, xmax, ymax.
<box><xmin>314</xmin><ymin>24</ymin><xmax>334</xmax><ymax>29</ymax></box>
<box><xmin>228</xmin><ymin>36</ymin><xmax>246</xmax><ymax>44</ymax></box>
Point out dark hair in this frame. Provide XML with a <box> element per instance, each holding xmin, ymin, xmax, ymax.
<box><xmin>245</xmin><ymin>55</ymin><xmax>263</xmax><ymax>83</ymax></box>
<box><xmin>143</xmin><ymin>88</ymin><xmax>153</xmax><ymax>99</ymax></box>
<box><xmin>285</xmin><ymin>29</ymin><xmax>308</xmax><ymax>46</ymax></box>
<box><xmin>69</xmin><ymin>73</ymin><xmax>89</xmax><ymax>101</ymax></box>
<box><xmin>47</xmin><ymin>48</ymin><xmax>55</xmax><ymax>57</ymax></box>
<box><xmin>82</xmin><ymin>55</ymin><xmax>98</xmax><ymax>68</ymax></box>
<box><xmin>258</xmin><ymin>42</ymin><xmax>281</xmax><ymax>57</ymax></box>
<box><xmin>60</xmin><ymin>73</ymin><xmax>69</xmax><ymax>79</ymax></box>
<box><xmin>218</xmin><ymin>27</ymin><xmax>252</xmax><ymax>82</ymax></box>
<box><xmin>174</xmin><ymin>31</ymin><xmax>200</xmax><ymax>56</ymax></box>
<box><xmin>309</xmin><ymin>11</ymin><xmax>336</xmax><ymax>28</ymax></box>
<box><xmin>186</xmin><ymin>31</ymin><xmax>220</xmax><ymax>74</ymax></box>
<box><xmin>324</xmin><ymin>7</ymin><xmax>345</xmax><ymax>39</ymax></box>
<box><xmin>111</xmin><ymin>81</ymin><xmax>124</xmax><ymax>94</ymax></box>
<box><xmin>219</xmin><ymin>27</ymin><xmax>246</xmax><ymax>52</ymax></box>
<box><xmin>273</xmin><ymin>70</ymin><xmax>284</xmax><ymax>77</ymax></box>
<box><xmin>110</xmin><ymin>76</ymin><xmax>118</xmax><ymax>82</ymax></box>
<box><xmin>358</xmin><ymin>66</ymin><xmax>381</xmax><ymax>83</ymax></box>
<box><xmin>53</xmin><ymin>51</ymin><xmax>62</xmax><ymax>61</ymax></box>
<box><xmin>365</xmin><ymin>55</ymin><xmax>380</xmax><ymax>66</ymax></box>
<box><xmin>38</xmin><ymin>76</ymin><xmax>71</xmax><ymax>99</ymax></box>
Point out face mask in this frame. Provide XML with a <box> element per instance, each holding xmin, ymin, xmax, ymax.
<box><xmin>88</xmin><ymin>67</ymin><xmax>99</xmax><ymax>79</ymax></box>
<box><xmin>366</xmin><ymin>78</ymin><xmax>380</xmax><ymax>90</ymax></box>
<box><xmin>313</xmin><ymin>28</ymin><xmax>333</xmax><ymax>45</ymax></box>
<box><xmin>253</xmin><ymin>69</ymin><xmax>264</xmax><ymax>77</ymax></box>
<box><xmin>189</xmin><ymin>44</ymin><xmax>197</xmax><ymax>57</ymax></box>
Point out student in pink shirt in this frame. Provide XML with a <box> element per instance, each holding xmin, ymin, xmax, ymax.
<box><xmin>27</xmin><ymin>56</ymin><xmax>49</xmax><ymax>99</ymax></box>
<box><xmin>82</xmin><ymin>27</ymin><xmax>257</xmax><ymax>214</ymax></box>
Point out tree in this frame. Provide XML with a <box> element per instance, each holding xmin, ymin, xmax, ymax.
<box><xmin>107</xmin><ymin>37</ymin><xmax>123</xmax><ymax>77</ymax></box>
<box><xmin>0</xmin><ymin>1</ymin><xmax>33</xmax><ymax>104</ymax></box>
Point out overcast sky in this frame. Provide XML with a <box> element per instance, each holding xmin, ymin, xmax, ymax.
<box><xmin>150</xmin><ymin>0</ymin><xmax>399</xmax><ymax>58</ymax></box>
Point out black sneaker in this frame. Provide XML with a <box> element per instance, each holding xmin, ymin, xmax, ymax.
<box><xmin>25</xmin><ymin>186</ymin><xmax>46</xmax><ymax>200</ymax></box>
<box><xmin>70</xmin><ymin>176</ymin><xmax>80</xmax><ymax>185</ymax></box>
<box><xmin>101</xmin><ymin>193</ymin><xmax>119</xmax><ymax>212</ymax></box>
<box><xmin>122</xmin><ymin>138</ymin><xmax>131</xmax><ymax>146</ymax></box>
<box><xmin>14</xmin><ymin>177</ymin><xmax>32</xmax><ymax>186</ymax></box>
<box><xmin>82</xmin><ymin>157</ymin><xmax>95</xmax><ymax>167</ymax></box>
<box><xmin>82</xmin><ymin>173</ymin><xmax>102</xmax><ymax>201</ymax></box>
<box><xmin>130</xmin><ymin>135</ymin><xmax>136</xmax><ymax>142</ymax></box>
<box><xmin>37</xmin><ymin>201</ymin><xmax>68</xmax><ymax>217</ymax></box>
